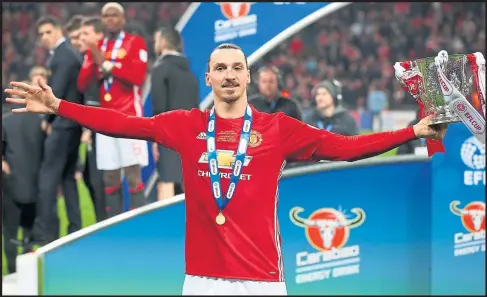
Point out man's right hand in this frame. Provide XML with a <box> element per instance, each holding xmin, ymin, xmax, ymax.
<box><xmin>5</xmin><ymin>79</ymin><xmax>61</xmax><ymax>114</ymax></box>
<box><xmin>41</xmin><ymin>119</ymin><xmax>48</xmax><ymax>131</ymax></box>
<box><xmin>2</xmin><ymin>160</ymin><xmax>11</xmax><ymax>175</ymax></box>
<box><xmin>41</xmin><ymin>120</ymin><xmax>52</xmax><ymax>135</ymax></box>
<box><xmin>152</xmin><ymin>143</ymin><xmax>159</xmax><ymax>162</ymax></box>
<box><xmin>81</xmin><ymin>130</ymin><xmax>92</xmax><ymax>145</ymax></box>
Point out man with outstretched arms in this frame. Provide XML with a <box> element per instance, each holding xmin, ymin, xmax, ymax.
<box><xmin>5</xmin><ymin>43</ymin><xmax>447</xmax><ymax>295</ymax></box>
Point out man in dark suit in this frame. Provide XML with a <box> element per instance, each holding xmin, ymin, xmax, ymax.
<box><xmin>33</xmin><ymin>16</ymin><xmax>84</xmax><ymax>245</ymax></box>
<box><xmin>2</xmin><ymin>87</ymin><xmax>45</xmax><ymax>273</ymax></box>
<box><xmin>69</xmin><ymin>16</ymin><xmax>108</xmax><ymax>223</ymax></box>
<box><xmin>151</xmin><ymin>26</ymin><xmax>199</xmax><ymax>201</ymax></box>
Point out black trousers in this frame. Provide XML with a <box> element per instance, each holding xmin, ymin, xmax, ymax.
<box><xmin>2</xmin><ymin>187</ymin><xmax>36</xmax><ymax>274</ymax></box>
<box><xmin>83</xmin><ymin>134</ymin><xmax>107</xmax><ymax>222</ymax></box>
<box><xmin>33</xmin><ymin>127</ymin><xmax>82</xmax><ymax>244</ymax></box>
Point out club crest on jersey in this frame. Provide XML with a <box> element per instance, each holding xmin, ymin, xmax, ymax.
<box><xmin>117</xmin><ymin>48</ymin><xmax>127</xmax><ymax>59</ymax></box>
<box><xmin>249</xmin><ymin>130</ymin><xmax>263</xmax><ymax>148</ymax></box>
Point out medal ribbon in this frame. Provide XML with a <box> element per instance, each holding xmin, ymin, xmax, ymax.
<box><xmin>101</xmin><ymin>31</ymin><xmax>125</xmax><ymax>94</ymax></box>
<box><xmin>316</xmin><ymin>120</ymin><xmax>333</xmax><ymax>131</ymax></box>
<box><xmin>207</xmin><ymin>105</ymin><xmax>252</xmax><ymax>211</ymax></box>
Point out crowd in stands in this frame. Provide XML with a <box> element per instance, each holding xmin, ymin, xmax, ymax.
<box><xmin>3</xmin><ymin>2</ymin><xmax>485</xmax><ymax>112</ymax></box>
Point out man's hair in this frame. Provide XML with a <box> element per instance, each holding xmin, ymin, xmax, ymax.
<box><xmin>64</xmin><ymin>15</ymin><xmax>84</xmax><ymax>33</ymax></box>
<box><xmin>207</xmin><ymin>43</ymin><xmax>248</xmax><ymax>72</ymax></box>
<box><xmin>35</xmin><ymin>16</ymin><xmax>61</xmax><ymax>30</ymax></box>
<box><xmin>81</xmin><ymin>16</ymin><xmax>104</xmax><ymax>33</ymax></box>
<box><xmin>29</xmin><ymin>66</ymin><xmax>49</xmax><ymax>79</ymax></box>
<box><xmin>157</xmin><ymin>26</ymin><xmax>181</xmax><ymax>51</ymax></box>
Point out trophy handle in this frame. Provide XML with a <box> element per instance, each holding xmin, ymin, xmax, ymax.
<box><xmin>435</xmin><ymin>51</ymin><xmax>486</xmax><ymax>143</ymax></box>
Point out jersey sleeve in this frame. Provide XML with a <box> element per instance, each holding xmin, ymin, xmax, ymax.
<box><xmin>77</xmin><ymin>50</ymin><xmax>97</xmax><ymax>92</ymax></box>
<box><xmin>111</xmin><ymin>35</ymin><xmax>148</xmax><ymax>87</ymax></box>
<box><xmin>278</xmin><ymin>113</ymin><xmax>417</xmax><ymax>162</ymax></box>
<box><xmin>153</xmin><ymin>110</ymin><xmax>192</xmax><ymax>153</ymax></box>
<box><xmin>58</xmin><ymin>100</ymin><xmax>188</xmax><ymax>152</ymax></box>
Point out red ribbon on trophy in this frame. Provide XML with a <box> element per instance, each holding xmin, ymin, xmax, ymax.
<box><xmin>395</xmin><ymin>61</ymin><xmax>445</xmax><ymax>157</ymax></box>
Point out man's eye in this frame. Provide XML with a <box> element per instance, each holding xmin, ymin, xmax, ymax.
<box><xmin>216</xmin><ymin>67</ymin><xmax>225</xmax><ymax>71</ymax></box>
<box><xmin>234</xmin><ymin>66</ymin><xmax>242</xmax><ymax>71</ymax></box>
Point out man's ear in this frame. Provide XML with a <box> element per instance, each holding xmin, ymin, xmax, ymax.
<box><xmin>205</xmin><ymin>72</ymin><xmax>211</xmax><ymax>87</ymax></box>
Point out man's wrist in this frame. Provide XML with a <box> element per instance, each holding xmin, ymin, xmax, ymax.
<box><xmin>50</xmin><ymin>98</ymin><xmax>62</xmax><ymax>114</ymax></box>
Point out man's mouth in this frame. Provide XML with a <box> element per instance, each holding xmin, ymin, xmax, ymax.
<box><xmin>222</xmin><ymin>84</ymin><xmax>239</xmax><ymax>88</ymax></box>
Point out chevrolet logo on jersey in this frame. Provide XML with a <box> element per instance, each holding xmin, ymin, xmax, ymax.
<box><xmin>198</xmin><ymin>150</ymin><xmax>252</xmax><ymax>169</ymax></box>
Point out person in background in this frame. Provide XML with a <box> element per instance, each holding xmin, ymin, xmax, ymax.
<box><xmin>72</xmin><ymin>16</ymin><xmax>108</xmax><ymax>222</ymax></box>
<box><xmin>77</xmin><ymin>2</ymin><xmax>149</xmax><ymax>217</ymax></box>
<box><xmin>2</xmin><ymin>78</ymin><xmax>46</xmax><ymax>271</ymax></box>
<box><xmin>64</xmin><ymin>15</ymin><xmax>84</xmax><ymax>53</ymax></box>
<box><xmin>33</xmin><ymin>15</ymin><xmax>84</xmax><ymax>245</ymax></box>
<box><xmin>249</xmin><ymin>66</ymin><xmax>303</xmax><ymax>121</ymax></box>
<box><xmin>151</xmin><ymin>26</ymin><xmax>199</xmax><ymax>201</ymax></box>
<box><xmin>307</xmin><ymin>80</ymin><xmax>359</xmax><ymax>136</ymax></box>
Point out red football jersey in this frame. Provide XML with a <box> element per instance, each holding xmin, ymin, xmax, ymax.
<box><xmin>58</xmin><ymin>102</ymin><xmax>417</xmax><ymax>282</ymax></box>
<box><xmin>77</xmin><ymin>32</ymin><xmax>148</xmax><ymax>116</ymax></box>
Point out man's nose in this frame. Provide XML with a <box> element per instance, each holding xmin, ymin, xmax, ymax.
<box><xmin>223</xmin><ymin>69</ymin><xmax>237</xmax><ymax>79</ymax></box>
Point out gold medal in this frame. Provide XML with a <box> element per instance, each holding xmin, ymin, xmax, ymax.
<box><xmin>104</xmin><ymin>93</ymin><xmax>112</xmax><ymax>102</ymax></box>
<box><xmin>216</xmin><ymin>213</ymin><xmax>226</xmax><ymax>225</ymax></box>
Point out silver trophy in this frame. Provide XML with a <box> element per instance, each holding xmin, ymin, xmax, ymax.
<box><xmin>394</xmin><ymin>51</ymin><xmax>486</xmax><ymax>144</ymax></box>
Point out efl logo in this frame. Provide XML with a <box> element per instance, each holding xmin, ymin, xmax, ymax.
<box><xmin>460</xmin><ymin>136</ymin><xmax>485</xmax><ymax>186</ymax></box>
<box><xmin>214</xmin><ymin>2</ymin><xmax>257</xmax><ymax>43</ymax></box>
<box><xmin>450</xmin><ymin>201</ymin><xmax>485</xmax><ymax>257</ymax></box>
<box><xmin>290</xmin><ymin>206</ymin><xmax>365</xmax><ymax>284</ymax></box>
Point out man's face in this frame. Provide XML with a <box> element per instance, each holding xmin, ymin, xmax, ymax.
<box><xmin>102</xmin><ymin>7</ymin><xmax>125</xmax><ymax>33</ymax></box>
<box><xmin>206</xmin><ymin>49</ymin><xmax>250</xmax><ymax>103</ymax></box>
<box><xmin>258</xmin><ymin>70</ymin><xmax>279</xmax><ymax>98</ymax></box>
<box><xmin>68</xmin><ymin>29</ymin><xmax>82</xmax><ymax>53</ymax></box>
<box><xmin>315</xmin><ymin>87</ymin><xmax>334</xmax><ymax>110</ymax></box>
<box><xmin>30</xmin><ymin>74</ymin><xmax>47</xmax><ymax>86</ymax></box>
<box><xmin>153</xmin><ymin>31</ymin><xmax>165</xmax><ymax>56</ymax></box>
<box><xmin>38</xmin><ymin>23</ymin><xmax>62</xmax><ymax>50</ymax></box>
<box><xmin>79</xmin><ymin>25</ymin><xmax>103</xmax><ymax>52</ymax></box>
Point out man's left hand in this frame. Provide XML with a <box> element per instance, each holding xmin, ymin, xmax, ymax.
<box><xmin>413</xmin><ymin>115</ymin><xmax>448</xmax><ymax>140</ymax></box>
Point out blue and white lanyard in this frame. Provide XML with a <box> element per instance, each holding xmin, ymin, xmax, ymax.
<box><xmin>207</xmin><ymin>105</ymin><xmax>252</xmax><ymax>210</ymax></box>
<box><xmin>100</xmin><ymin>31</ymin><xmax>125</xmax><ymax>93</ymax></box>
<box><xmin>316</xmin><ymin>120</ymin><xmax>333</xmax><ymax>131</ymax></box>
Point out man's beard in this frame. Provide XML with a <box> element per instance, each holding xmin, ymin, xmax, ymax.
<box><xmin>222</xmin><ymin>96</ymin><xmax>240</xmax><ymax>103</ymax></box>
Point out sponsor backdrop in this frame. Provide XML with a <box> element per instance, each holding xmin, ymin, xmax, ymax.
<box><xmin>431</xmin><ymin>123</ymin><xmax>485</xmax><ymax>295</ymax></box>
<box><xmin>38</xmin><ymin>124</ymin><xmax>485</xmax><ymax>295</ymax></box>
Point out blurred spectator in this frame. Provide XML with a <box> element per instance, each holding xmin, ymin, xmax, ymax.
<box><xmin>151</xmin><ymin>26</ymin><xmax>198</xmax><ymax>201</ymax></box>
<box><xmin>307</xmin><ymin>80</ymin><xmax>359</xmax><ymax>136</ymax></box>
<box><xmin>2</xmin><ymin>80</ymin><xmax>46</xmax><ymax>272</ymax></box>
<box><xmin>71</xmin><ymin>16</ymin><xmax>108</xmax><ymax>223</ymax></box>
<box><xmin>34</xmin><ymin>15</ymin><xmax>84</xmax><ymax>245</ymax></box>
<box><xmin>249</xmin><ymin>66</ymin><xmax>303</xmax><ymax>121</ymax></box>
<box><xmin>64</xmin><ymin>14</ymin><xmax>84</xmax><ymax>53</ymax></box>
<box><xmin>77</xmin><ymin>3</ymin><xmax>149</xmax><ymax>217</ymax></box>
